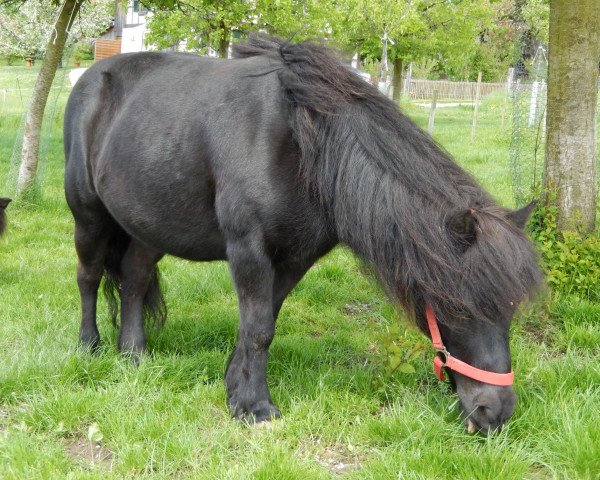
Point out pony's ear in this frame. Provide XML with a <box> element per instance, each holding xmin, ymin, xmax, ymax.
<box><xmin>447</xmin><ymin>209</ymin><xmax>477</xmax><ymax>245</ymax></box>
<box><xmin>507</xmin><ymin>200</ymin><xmax>536</xmax><ymax>229</ymax></box>
<box><xmin>0</xmin><ymin>198</ymin><xmax>11</xmax><ymax>210</ymax></box>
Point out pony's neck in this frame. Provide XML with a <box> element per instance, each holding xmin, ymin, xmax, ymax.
<box><xmin>307</xmin><ymin>106</ymin><xmax>491</xmax><ymax>309</ymax></box>
<box><xmin>323</xmin><ymin>106</ymin><xmax>490</xmax><ymax>225</ymax></box>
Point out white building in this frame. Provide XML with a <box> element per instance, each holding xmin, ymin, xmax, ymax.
<box><xmin>120</xmin><ymin>0</ymin><xmax>150</xmax><ymax>54</ymax></box>
<box><xmin>95</xmin><ymin>1</ymin><xmax>223</xmax><ymax>61</ymax></box>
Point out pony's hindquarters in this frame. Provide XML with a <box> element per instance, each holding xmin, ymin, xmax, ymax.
<box><xmin>64</xmin><ymin>59</ymin><xmax>166</xmax><ymax>355</ymax></box>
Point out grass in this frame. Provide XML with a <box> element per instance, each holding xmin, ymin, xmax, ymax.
<box><xmin>0</xmin><ymin>65</ymin><xmax>599</xmax><ymax>479</ymax></box>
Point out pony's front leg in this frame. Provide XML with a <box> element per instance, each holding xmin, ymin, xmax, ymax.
<box><xmin>225</xmin><ymin>236</ymin><xmax>280</xmax><ymax>423</ymax></box>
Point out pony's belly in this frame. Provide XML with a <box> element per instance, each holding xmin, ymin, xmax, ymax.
<box><xmin>141</xmin><ymin>225</ymin><xmax>227</xmax><ymax>262</ymax></box>
<box><xmin>95</xmin><ymin>154</ymin><xmax>226</xmax><ymax>260</ymax></box>
<box><xmin>105</xmin><ymin>202</ymin><xmax>227</xmax><ymax>262</ymax></box>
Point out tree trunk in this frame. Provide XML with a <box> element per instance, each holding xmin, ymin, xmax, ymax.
<box><xmin>543</xmin><ymin>0</ymin><xmax>600</xmax><ymax>233</ymax></box>
<box><xmin>378</xmin><ymin>29</ymin><xmax>389</xmax><ymax>84</ymax></box>
<box><xmin>217</xmin><ymin>24</ymin><xmax>230</xmax><ymax>59</ymax></box>
<box><xmin>17</xmin><ymin>0</ymin><xmax>83</xmax><ymax>195</ymax></box>
<box><xmin>392</xmin><ymin>57</ymin><xmax>403</xmax><ymax>104</ymax></box>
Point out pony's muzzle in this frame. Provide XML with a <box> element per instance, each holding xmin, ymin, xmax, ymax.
<box><xmin>457</xmin><ymin>380</ymin><xmax>517</xmax><ymax>434</ymax></box>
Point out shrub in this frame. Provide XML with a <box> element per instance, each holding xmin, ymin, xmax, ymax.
<box><xmin>72</xmin><ymin>42</ymin><xmax>94</xmax><ymax>63</ymax></box>
<box><xmin>529</xmin><ymin>202</ymin><xmax>600</xmax><ymax>301</ymax></box>
<box><xmin>0</xmin><ymin>55</ymin><xmax>23</xmax><ymax>66</ymax></box>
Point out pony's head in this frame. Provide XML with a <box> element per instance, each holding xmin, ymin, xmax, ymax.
<box><xmin>417</xmin><ymin>201</ymin><xmax>541</xmax><ymax>433</ymax></box>
<box><xmin>0</xmin><ymin>198</ymin><xmax>11</xmax><ymax>236</ymax></box>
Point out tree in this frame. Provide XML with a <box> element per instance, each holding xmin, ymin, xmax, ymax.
<box><xmin>335</xmin><ymin>0</ymin><xmax>495</xmax><ymax>100</ymax></box>
<box><xmin>521</xmin><ymin>0</ymin><xmax>549</xmax><ymax>45</ymax></box>
<box><xmin>0</xmin><ymin>0</ymin><xmax>110</xmax><ymax>61</ymax></box>
<box><xmin>145</xmin><ymin>0</ymin><xmax>253</xmax><ymax>57</ymax></box>
<box><xmin>145</xmin><ymin>0</ymin><xmax>340</xmax><ymax>58</ymax></box>
<box><xmin>335</xmin><ymin>0</ymin><xmax>425</xmax><ymax>83</ymax></box>
<box><xmin>16</xmin><ymin>0</ymin><xmax>84</xmax><ymax>195</ymax></box>
<box><xmin>0</xmin><ymin>0</ymin><xmax>112</xmax><ymax>195</ymax></box>
<box><xmin>543</xmin><ymin>0</ymin><xmax>600</xmax><ymax>233</ymax></box>
<box><xmin>256</xmin><ymin>0</ymin><xmax>341</xmax><ymax>40</ymax></box>
<box><xmin>0</xmin><ymin>1</ymin><xmax>55</xmax><ymax>61</ymax></box>
<box><xmin>422</xmin><ymin>1</ymin><xmax>496</xmax><ymax>81</ymax></box>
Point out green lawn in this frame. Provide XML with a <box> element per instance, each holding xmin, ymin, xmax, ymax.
<box><xmin>0</xmin><ymin>65</ymin><xmax>599</xmax><ymax>479</ymax></box>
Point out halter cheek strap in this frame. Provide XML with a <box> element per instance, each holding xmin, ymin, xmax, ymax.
<box><xmin>425</xmin><ymin>304</ymin><xmax>514</xmax><ymax>387</ymax></box>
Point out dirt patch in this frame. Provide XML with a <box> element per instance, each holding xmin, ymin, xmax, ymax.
<box><xmin>343</xmin><ymin>302</ymin><xmax>373</xmax><ymax>315</ymax></box>
<box><xmin>522</xmin><ymin>321</ymin><xmax>555</xmax><ymax>345</ymax></box>
<box><xmin>520</xmin><ymin>317</ymin><xmax>565</xmax><ymax>357</ymax></box>
<box><xmin>315</xmin><ymin>445</ymin><xmax>363</xmax><ymax>475</ymax></box>
<box><xmin>64</xmin><ymin>438</ymin><xmax>113</xmax><ymax>468</ymax></box>
<box><xmin>517</xmin><ymin>308</ymin><xmax>558</xmax><ymax>345</ymax></box>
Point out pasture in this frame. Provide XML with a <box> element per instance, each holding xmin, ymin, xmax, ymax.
<box><xmin>0</xmin><ymin>64</ymin><xmax>599</xmax><ymax>479</ymax></box>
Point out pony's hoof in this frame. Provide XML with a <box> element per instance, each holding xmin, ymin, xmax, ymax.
<box><xmin>230</xmin><ymin>400</ymin><xmax>281</xmax><ymax>424</ymax></box>
<box><xmin>117</xmin><ymin>343</ymin><xmax>146</xmax><ymax>365</ymax></box>
<box><xmin>121</xmin><ymin>349</ymin><xmax>144</xmax><ymax>365</ymax></box>
<box><xmin>78</xmin><ymin>336</ymin><xmax>100</xmax><ymax>353</ymax></box>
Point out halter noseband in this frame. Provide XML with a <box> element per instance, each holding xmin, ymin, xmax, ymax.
<box><xmin>425</xmin><ymin>304</ymin><xmax>514</xmax><ymax>386</ymax></box>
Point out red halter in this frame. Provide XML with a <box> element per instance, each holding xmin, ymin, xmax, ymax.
<box><xmin>425</xmin><ymin>304</ymin><xmax>514</xmax><ymax>386</ymax></box>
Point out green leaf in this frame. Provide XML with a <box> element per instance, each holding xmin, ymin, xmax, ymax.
<box><xmin>397</xmin><ymin>363</ymin><xmax>416</xmax><ymax>374</ymax></box>
<box><xmin>87</xmin><ymin>423</ymin><xmax>103</xmax><ymax>443</ymax></box>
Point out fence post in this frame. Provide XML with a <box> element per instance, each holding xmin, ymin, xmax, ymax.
<box><xmin>403</xmin><ymin>62</ymin><xmax>413</xmax><ymax>96</ymax></box>
<box><xmin>428</xmin><ymin>90</ymin><xmax>438</xmax><ymax>134</ymax></box>
<box><xmin>501</xmin><ymin>67</ymin><xmax>514</xmax><ymax>129</ymax></box>
<box><xmin>471</xmin><ymin>71</ymin><xmax>483</xmax><ymax>139</ymax></box>
<box><xmin>528</xmin><ymin>80</ymin><xmax>539</xmax><ymax>127</ymax></box>
<box><xmin>15</xmin><ymin>77</ymin><xmax>24</xmax><ymax>107</ymax></box>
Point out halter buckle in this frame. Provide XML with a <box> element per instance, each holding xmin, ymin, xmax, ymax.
<box><xmin>433</xmin><ymin>348</ymin><xmax>451</xmax><ymax>383</ymax></box>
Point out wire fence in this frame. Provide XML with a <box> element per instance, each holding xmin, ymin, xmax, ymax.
<box><xmin>1</xmin><ymin>57</ymin><xmax>74</xmax><ymax>195</ymax></box>
<box><xmin>405</xmin><ymin>78</ymin><xmax>507</xmax><ymax>101</ymax></box>
<box><xmin>0</xmin><ymin>64</ymin><xmax>545</xmax><ymax>202</ymax></box>
<box><xmin>509</xmin><ymin>46</ymin><xmax>548</xmax><ymax>206</ymax></box>
<box><xmin>1</xmin><ymin>53</ymin><xmax>596</xmax><ymax>206</ymax></box>
<box><xmin>395</xmin><ymin>64</ymin><xmax>554</xmax><ymax>207</ymax></box>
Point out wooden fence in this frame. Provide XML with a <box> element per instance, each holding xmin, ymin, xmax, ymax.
<box><xmin>406</xmin><ymin>78</ymin><xmax>507</xmax><ymax>101</ymax></box>
<box><xmin>94</xmin><ymin>39</ymin><xmax>122</xmax><ymax>61</ymax></box>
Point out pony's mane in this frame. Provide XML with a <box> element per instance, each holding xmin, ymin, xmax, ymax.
<box><xmin>233</xmin><ymin>35</ymin><xmax>542</xmax><ymax>326</ymax></box>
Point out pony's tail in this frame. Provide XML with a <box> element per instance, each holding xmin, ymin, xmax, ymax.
<box><xmin>102</xmin><ymin>227</ymin><xmax>166</xmax><ymax>329</ymax></box>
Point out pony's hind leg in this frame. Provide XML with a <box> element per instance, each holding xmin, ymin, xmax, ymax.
<box><xmin>74</xmin><ymin>221</ymin><xmax>110</xmax><ymax>350</ymax></box>
<box><xmin>117</xmin><ymin>239</ymin><xmax>163</xmax><ymax>360</ymax></box>
<box><xmin>225</xmin><ymin>234</ymin><xmax>280</xmax><ymax>423</ymax></box>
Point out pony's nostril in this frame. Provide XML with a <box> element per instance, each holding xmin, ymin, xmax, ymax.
<box><xmin>472</xmin><ymin>404</ymin><xmax>505</xmax><ymax>433</ymax></box>
<box><xmin>478</xmin><ymin>405</ymin><xmax>494</xmax><ymax>419</ymax></box>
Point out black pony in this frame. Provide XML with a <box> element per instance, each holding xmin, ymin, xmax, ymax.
<box><xmin>0</xmin><ymin>198</ymin><xmax>11</xmax><ymax>236</ymax></box>
<box><xmin>64</xmin><ymin>36</ymin><xmax>541</xmax><ymax>432</ymax></box>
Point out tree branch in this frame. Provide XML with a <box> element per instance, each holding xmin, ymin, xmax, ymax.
<box><xmin>0</xmin><ymin>0</ymin><xmax>28</xmax><ymax>6</ymax></box>
<box><xmin>420</xmin><ymin>0</ymin><xmax>467</xmax><ymax>14</ymax></box>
